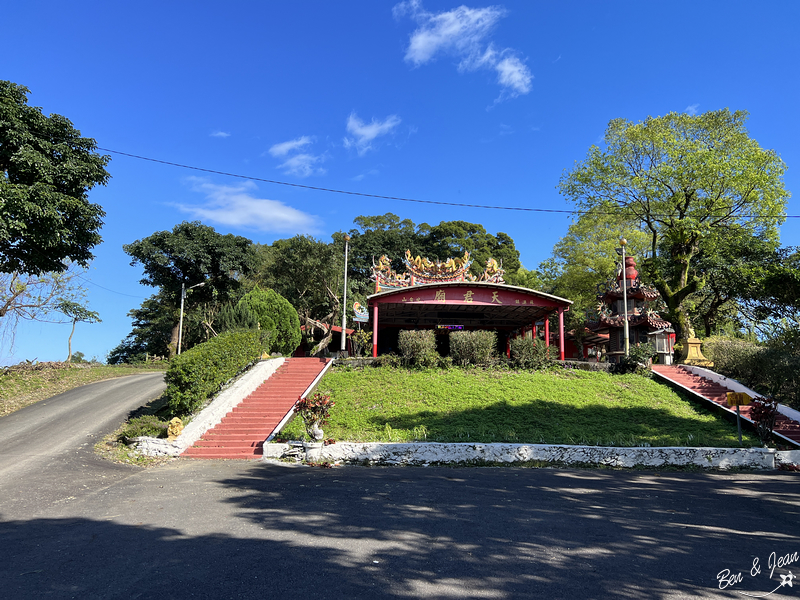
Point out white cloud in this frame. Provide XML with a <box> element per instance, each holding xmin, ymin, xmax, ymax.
<box><xmin>269</xmin><ymin>135</ymin><xmax>313</xmax><ymax>157</ymax></box>
<box><xmin>276</xmin><ymin>153</ymin><xmax>327</xmax><ymax>177</ymax></box>
<box><xmin>176</xmin><ymin>177</ymin><xmax>320</xmax><ymax>234</ymax></box>
<box><xmin>495</xmin><ymin>54</ymin><xmax>532</xmax><ymax>96</ymax></box>
<box><xmin>395</xmin><ymin>1</ymin><xmax>532</xmax><ymax>101</ymax></box>
<box><xmin>210</xmin><ymin>131</ymin><xmax>231</xmax><ymax>138</ymax></box>
<box><xmin>352</xmin><ymin>169</ymin><xmax>380</xmax><ymax>182</ymax></box>
<box><xmin>397</xmin><ymin>2</ymin><xmax>504</xmax><ymax>67</ymax></box>
<box><xmin>685</xmin><ymin>103</ymin><xmax>700</xmax><ymax>116</ymax></box>
<box><xmin>343</xmin><ymin>113</ymin><xmax>402</xmax><ymax>155</ymax></box>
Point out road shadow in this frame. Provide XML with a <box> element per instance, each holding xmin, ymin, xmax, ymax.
<box><xmin>2</xmin><ymin>464</ymin><xmax>797</xmax><ymax>598</ymax></box>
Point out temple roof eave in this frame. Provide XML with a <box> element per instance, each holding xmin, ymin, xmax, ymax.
<box><xmin>368</xmin><ymin>281</ymin><xmax>573</xmax><ymax>306</ymax></box>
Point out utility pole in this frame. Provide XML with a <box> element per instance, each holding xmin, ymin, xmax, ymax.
<box><xmin>177</xmin><ymin>281</ymin><xmax>205</xmax><ymax>355</ymax></box>
<box><xmin>339</xmin><ymin>234</ymin><xmax>350</xmax><ymax>356</ymax></box>
<box><xmin>620</xmin><ymin>238</ymin><xmax>630</xmax><ymax>357</ymax></box>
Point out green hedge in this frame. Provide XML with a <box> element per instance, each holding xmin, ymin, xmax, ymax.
<box><xmin>164</xmin><ymin>329</ymin><xmax>271</xmax><ymax>415</ymax></box>
<box><xmin>398</xmin><ymin>330</ymin><xmax>439</xmax><ymax>368</ymax></box>
<box><xmin>704</xmin><ymin>335</ymin><xmax>800</xmax><ymax>409</ymax></box>
<box><xmin>510</xmin><ymin>336</ymin><xmax>553</xmax><ymax>370</ymax></box>
<box><xmin>450</xmin><ymin>330</ymin><xmax>497</xmax><ymax>367</ymax></box>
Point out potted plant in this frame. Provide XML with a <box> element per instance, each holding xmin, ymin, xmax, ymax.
<box><xmin>294</xmin><ymin>392</ymin><xmax>335</xmax><ymax>460</ymax></box>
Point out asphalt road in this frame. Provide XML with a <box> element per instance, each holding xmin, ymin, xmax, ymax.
<box><xmin>0</xmin><ymin>372</ymin><xmax>166</xmax><ymax>517</ymax></box>
<box><xmin>1</xmin><ymin>375</ymin><xmax>799</xmax><ymax>599</ymax></box>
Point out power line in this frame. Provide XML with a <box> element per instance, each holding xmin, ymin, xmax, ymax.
<box><xmin>99</xmin><ymin>147</ymin><xmax>799</xmax><ymax>220</ymax></box>
<box><xmin>74</xmin><ymin>273</ymin><xmax>147</xmax><ymax>299</ymax></box>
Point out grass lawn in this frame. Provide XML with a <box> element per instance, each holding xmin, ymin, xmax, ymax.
<box><xmin>280</xmin><ymin>365</ymin><xmax>759</xmax><ymax>448</ymax></box>
<box><xmin>0</xmin><ymin>363</ymin><xmax>167</xmax><ymax>417</ymax></box>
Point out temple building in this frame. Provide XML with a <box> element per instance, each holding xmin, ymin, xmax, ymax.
<box><xmin>588</xmin><ymin>255</ymin><xmax>675</xmax><ymax>364</ymax></box>
<box><xmin>365</xmin><ymin>251</ymin><xmax>573</xmax><ymax>360</ymax></box>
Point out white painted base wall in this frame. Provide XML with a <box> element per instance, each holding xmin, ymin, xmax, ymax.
<box><xmin>262</xmin><ymin>441</ymin><xmax>791</xmax><ymax>470</ymax></box>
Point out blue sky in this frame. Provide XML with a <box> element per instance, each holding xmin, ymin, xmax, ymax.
<box><xmin>3</xmin><ymin>0</ymin><xmax>799</xmax><ymax>364</ymax></box>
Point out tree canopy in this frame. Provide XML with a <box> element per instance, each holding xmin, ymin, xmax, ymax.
<box><xmin>124</xmin><ymin>221</ymin><xmax>256</xmax><ymax>303</ymax></box>
<box><xmin>559</xmin><ymin>109</ymin><xmax>789</xmax><ymax>338</ymax></box>
<box><xmin>237</xmin><ymin>287</ymin><xmax>301</xmax><ymax>355</ymax></box>
<box><xmin>122</xmin><ymin>221</ymin><xmax>257</xmax><ymax>356</ymax></box>
<box><xmin>539</xmin><ymin>205</ymin><xmax>649</xmax><ymax>335</ymax></box>
<box><xmin>0</xmin><ymin>81</ymin><xmax>110</xmax><ymax>276</ymax></box>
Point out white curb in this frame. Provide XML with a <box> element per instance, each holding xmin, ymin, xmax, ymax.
<box><xmin>262</xmin><ymin>441</ymin><xmax>780</xmax><ymax>470</ymax></box>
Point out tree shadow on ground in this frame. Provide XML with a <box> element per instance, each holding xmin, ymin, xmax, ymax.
<box><xmin>2</xmin><ymin>464</ymin><xmax>797</xmax><ymax>599</ymax></box>
<box><xmin>208</xmin><ymin>464</ymin><xmax>797</xmax><ymax>598</ymax></box>
<box><xmin>361</xmin><ymin>398</ymin><xmax>756</xmax><ymax>446</ymax></box>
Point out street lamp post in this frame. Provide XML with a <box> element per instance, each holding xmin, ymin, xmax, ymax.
<box><xmin>177</xmin><ymin>281</ymin><xmax>205</xmax><ymax>355</ymax></box>
<box><xmin>619</xmin><ymin>238</ymin><xmax>630</xmax><ymax>357</ymax></box>
<box><xmin>339</xmin><ymin>234</ymin><xmax>351</xmax><ymax>357</ymax></box>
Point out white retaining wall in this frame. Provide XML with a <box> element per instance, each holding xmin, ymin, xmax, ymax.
<box><xmin>262</xmin><ymin>442</ymin><xmax>781</xmax><ymax>470</ymax></box>
<box><xmin>135</xmin><ymin>358</ymin><xmax>285</xmax><ymax>456</ymax></box>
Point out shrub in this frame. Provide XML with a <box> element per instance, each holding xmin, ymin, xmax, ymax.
<box><xmin>373</xmin><ymin>353</ymin><xmax>402</xmax><ymax>368</ymax></box>
<box><xmin>238</xmin><ymin>287</ymin><xmax>301</xmax><ymax>355</ymax></box>
<box><xmin>702</xmin><ymin>337</ymin><xmax>763</xmax><ymax>389</ymax></box>
<box><xmin>704</xmin><ymin>333</ymin><xmax>800</xmax><ymax>410</ymax></box>
<box><xmin>216</xmin><ymin>302</ymin><xmax>259</xmax><ymax>334</ymax></box>
<box><xmin>449</xmin><ymin>330</ymin><xmax>497</xmax><ymax>367</ymax></box>
<box><xmin>398</xmin><ymin>330</ymin><xmax>439</xmax><ymax>368</ymax></box>
<box><xmin>294</xmin><ymin>391</ymin><xmax>335</xmax><ymax>440</ymax></box>
<box><xmin>163</xmin><ymin>329</ymin><xmax>271</xmax><ymax>415</ymax></box>
<box><xmin>118</xmin><ymin>415</ymin><xmax>169</xmax><ymax>442</ymax></box>
<box><xmin>609</xmin><ymin>342</ymin><xmax>655</xmax><ymax>375</ymax></box>
<box><xmin>510</xmin><ymin>337</ymin><xmax>553</xmax><ymax>370</ymax></box>
<box><xmin>350</xmin><ymin>329</ymin><xmax>372</xmax><ymax>357</ymax></box>
<box><xmin>750</xmin><ymin>396</ymin><xmax>779</xmax><ymax>446</ymax></box>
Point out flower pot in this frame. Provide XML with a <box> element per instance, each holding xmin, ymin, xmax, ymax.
<box><xmin>303</xmin><ymin>441</ymin><xmax>324</xmax><ymax>461</ymax></box>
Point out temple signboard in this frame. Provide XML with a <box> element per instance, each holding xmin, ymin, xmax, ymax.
<box><xmin>376</xmin><ymin>286</ymin><xmax>565</xmax><ymax>309</ymax></box>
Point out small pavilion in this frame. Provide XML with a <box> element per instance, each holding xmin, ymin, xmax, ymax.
<box><xmin>365</xmin><ymin>251</ymin><xmax>573</xmax><ymax>359</ymax></box>
<box><xmin>588</xmin><ymin>255</ymin><xmax>674</xmax><ymax>364</ymax></box>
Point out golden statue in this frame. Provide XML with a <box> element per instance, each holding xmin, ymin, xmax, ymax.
<box><xmin>167</xmin><ymin>417</ymin><xmax>184</xmax><ymax>441</ymax></box>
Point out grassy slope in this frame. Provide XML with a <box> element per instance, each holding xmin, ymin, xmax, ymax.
<box><xmin>280</xmin><ymin>366</ymin><xmax>759</xmax><ymax>447</ymax></box>
<box><xmin>0</xmin><ymin>363</ymin><xmax>167</xmax><ymax>417</ymax></box>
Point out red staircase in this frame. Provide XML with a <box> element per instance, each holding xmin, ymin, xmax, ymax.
<box><xmin>652</xmin><ymin>365</ymin><xmax>800</xmax><ymax>445</ymax></box>
<box><xmin>181</xmin><ymin>357</ymin><xmax>331</xmax><ymax>459</ymax></box>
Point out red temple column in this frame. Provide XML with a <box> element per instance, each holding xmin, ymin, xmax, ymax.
<box><xmin>558</xmin><ymin>307</ymin><xmax>565</xmax><ymax>361</ymax></box>
<box><xmin>544</xmin><ymin>318</ymin><xmax>550</xmax><ymax>347</ymax></box>
<box><xmin>372</xmin><ymin>305</ymin><xmax>379</xmax><ymax>357</ymax></box>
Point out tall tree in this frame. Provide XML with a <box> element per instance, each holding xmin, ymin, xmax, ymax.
<box><xmin>0</xmin><ymin>268</ymin><xmax>87</xmax><ymax>347</ymax></box>
<box><xmin>0</xmin><ymin>81</ymin><xmax>110</xmax><ymax>276</ymax></box>
<box><xmin>56</xmin><ymin>300</ymin><xmax>101</xmax><ymax>362</ymax></box>
<box><xmin>427</xmin><ymin>220</ymin><xmax>522</xmax><ymax>280</ymax></box>
<box><xmin>263</xmin><ymin>234</ymin><xmax>344</xmax><ymax>354</ymax></box>
<box><xmin>559</xmin><ymin>109</ymin><xmax>788</xmax><ymax>340</ymax></box>
<box><xmin>539</xmin><ymin>204</ymin><xmax>650</xmax><ymax>334</ymax></box>
<box><xmin>107</xmin><ymin>292</ymin><xmax>175</xmax><ymax>363</ymax></box>
<box><xmin>123</xmin><ymin>221</ymin><xmax>256</xmax><ymax>356</ymax></box>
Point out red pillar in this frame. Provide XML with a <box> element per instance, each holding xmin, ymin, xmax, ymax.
<box><xmin>544</xmin><ymin>318</ymin><xmax>550</xmax><ymax>347</ymax></box>
<box><xmin>558</xmin><ymin>307</ymin><xmax>565</xmax><ymax>361</ymax></box>
<box><xmin>372</xmin><ymin>305</ymin><xmax>379</xmax><ymax>357</ymax></box>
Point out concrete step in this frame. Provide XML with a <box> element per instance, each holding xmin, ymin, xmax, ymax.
<box><xmin>180</xmin><ymin>357</ymin><xmax>331</xmax><ymax>460</ymax></box>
